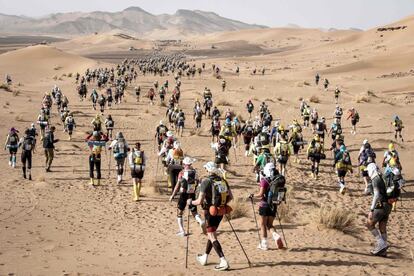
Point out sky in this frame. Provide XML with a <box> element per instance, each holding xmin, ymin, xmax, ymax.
<box><xmin>0</xmin><ymin>0</ymin><xmax>413</xmax><ymax>30</ymax></box>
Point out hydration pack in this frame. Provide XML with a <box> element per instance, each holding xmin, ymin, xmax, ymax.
<box><xmin>266</xmin><ymin>175</ymin><xmax>286</xmax><ymax>211</ymax></box>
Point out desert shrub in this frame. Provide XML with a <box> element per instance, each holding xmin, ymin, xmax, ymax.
<box><xmin>0</xmin><ymin>84</ymin><xmax>12</xmax><ymax>92</ymax></box>
<box><xmin>309</xmin><ymin>95</ymin><xmax>320</xmax><ymax>103</ymax></box>
<box><xmin>303</xmin><ymin>81</ymin><xmax>311</xmax><ymax>86</ymax></box>
<box><xmin>67</xmin><ymin>73</ymin><xmax>73</xmax><ymax>77</ymax></box>
<box><xmin>228</xmin><ymin>197</ymin><xmax>249</xmax><ymax>220</ymax></box>
<box><xmin>217</xmin><ymin>100</ymin><xmax>232</xmax><ymax>106</ymax></box>
<box><xmin>53</xmin><ymin>66</ymin><xmax>62</xmax><ymax>70</ymax></box>
<box><xmin>318</xmin><ymin>205</ymin><xmax>355</xmax><ymax>231</ymax></box>
<box><xmin>355</xmin><ymin>95</ymin><xmax>370</xmax><ymax>103</ymax></box>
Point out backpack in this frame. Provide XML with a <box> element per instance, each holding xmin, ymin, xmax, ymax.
<box><xmin>159</xmin><ymin>125</ymin><xmax>167</xmax><ymax>135</ymax></box>
<box><xmin>9</xmin><ymin>134</ymin><xmax>18</xmax><ymax>145</ymax></box>
<box><xmin>258</xmin><ymin>132</ymin><xmax>269</xmax><ymax>145</ymax></box>
<box><xmin>266</xmin><ymin>175</ymin><xmax>286</xmax><ymax>210</ymax></box>
<box><xmin>384</xmin><ymin>172</ymin><xmax>402</xmax><ymax>201</ymax></box>
<box><xmin>67</xmin><ymin>117</ymin><xmax>74</xmax><ymax>125</ymax></box>
<box><xmin>217</xmin><ymin>142</ymin><xmax>228</xmax><ymax>158</ymax></box>
<box><xmin>279</xmin><ymin>143</ymin><xmax>289</xmax><ymax>157</ymax></box>
<box><xmin>213</xmin><ymin>121</ymin><xmax>220</xmax><ymax>131</ymax></box>
<box><xmin>244</xmin><ymin>126</ymin><xmax>254</xmax><ymax>137</ymax></box>
<box><xmin>316</xmin><ymin>122</ymin><xmax>324</xmax><ymax>133</ymax></box>
<box><xmin>336</xmin><ymin>151</ymin><xmax>352</xmax><ymax>171</ymax></box>
<box><xmin>23</xmin><ymin>136</ymin><xmax>34</xmax><ymax>151</ymax></box>
<box><xmin>113</xmin><ymin>139</ymin><xmax>127</xmax><ymax>159</ymax></box>
<box><xmin>133</xmin><ymin>151</ymin><xmax>144</xmax><ymax>166</ymax></box>
<box><xmin>182</xmin><ymin>169</ymin><xmax>197</xmax><ymax>194</ymax></box>
<box><xmin>262</xmin><ymin>152</ymin><xmax>275</xmax><ymax>167</ymax></box>
<box><xmin>211</xmin><ymin>179</ymin><xmax>229</xmax><ymax>207</ymax></box>
<box><xmin>106</xmin><ymin>119</ymin><xmax>114</xmax><ymax>128</ymax></box>
<box><xmin>223</xmin><ymin>126</ymin><xmax>232</xmax><ymax>137</ymax></box>
<box><xmin>353</xmin><ymin>112</ymin><xmax>360</xmax><ymax>122</ymax></box>
<box><xmin>247</xmin><ymin>103</ymin><xmax>254</xmax><ymax>112</ymax></box>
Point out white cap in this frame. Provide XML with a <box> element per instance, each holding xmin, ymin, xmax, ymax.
<box><xmin>166</xmin><ymin>131</ymin><xmax>174</xmax><ymax>137</ymax></box>
<box><xmin>363</xmin><ymin>139</ymin><xmax>368</xmax><ymax>145</ymax></box>
<box><xmin>204</xmin><ymin>161</ymin><xmax>218</xmax><ymax>173</ymax></box>
<box><xmin>173</xmin><ymin>141</ymin><xmax>181</xmax><ymax>149</ymax></box>
<box><xmin>183</xmin><ymin>157</ymin><xmax>195</xmax><ymax>165</ymax></box>
<box><xmin>263</xmin><ymin>162</ymin><xmax>275</xmax><ymax>178</ymax></box>
<box><xmin>159</xmin><ymin>120</ymin><xmax>164</xmax><ymax>125</ymax></box>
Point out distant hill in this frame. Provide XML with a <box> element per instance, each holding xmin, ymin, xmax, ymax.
<box><xmin>0</xmin><ymin>7</ymin><xmax>267</xmax><ymax>38</ymax></box>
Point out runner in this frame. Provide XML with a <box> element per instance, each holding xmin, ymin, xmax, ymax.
<box><xmin>109</xmin><ymin>132</ymin><xmax>129</xmax><ymax>184</ymax></box>
<box><xmin>128</xmin><ymin>142</ymin><xmax>147</xmax><ymax>201</ymax></box>
<box><xmin>85</xmin><ymin>131</ymin><xmax>108</xmax><ymax>185</ymax></box>
<box><xmin>165</xmin><ymin>141</ymin><xmax>184</xmax><ymax>192</ymax></box>
<box><xmin>4</xmin><ymin>127</ymin><xmax>19</xmax><ymax>168</ymax></box>
<box><xmin>64</xmin><ymin>113</ymin><xmax>76</xmax><ymax>141</ymax></box>
<box><xmin>104</xmin><ymin>115</ymin><xmax>114</xmax><ymax>139</ymax></box>
<box><xmin>391</xmin><ymin>115</ymin><xmax>404</xmax><ymax>142</ymax></box>
<box><xmin>344</xmin><ymin>108</ymin><xmax>357</xmax><ymax>135</ymax></box>
<box><xmin>307</xmin><ymin>135</ymin><xmax>325</xmax><ymax>179</ymax></box>
<box><xmin>170</xmin><ymin>157</ymin><xmax>205</xmax><ymax>236</ymax></box>
<box><xmin>43</xmin><ymin>126</ymin><xmax>59</xmax><ymax>172</ymax></box>
<box><xmin>334</xmin><ymin>145</ymin><xmax>353</xmax><ymax>194</ymax></box>
<box><xmin>210</xmin><ymin>116</ymin><xmax>221</xmax><ymax>143</ymax></box>
<box><xmin>366</xmin><ymin>163</ymin><xmax>391</xmax><ymax>256</ymax></box>
<box><xmin>250</xmin><ymin>162</ymin><xmax>285</xmax><ymax>250</ymax></box>
<box><xmin>155</xmin><ymin>121</ymin><xmax>169</xmax><ymax>151</ymax></box>
<box><xmin>188</xmin><ymin>161</ymin><xmax>232</xmax><ymax>271</ymax></box>
<box><xmin>18</xmin><ymin>128</ymin><xmax>36</xmax><ymax>180</ymax></box>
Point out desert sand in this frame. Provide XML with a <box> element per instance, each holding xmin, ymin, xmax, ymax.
<box><xmin>0</xmin><ymin>14</ymin><xmax>413</xmax><ymax>276</ymax></box>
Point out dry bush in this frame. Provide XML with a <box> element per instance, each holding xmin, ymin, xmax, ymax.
<box><xmin>367</xmin><ymin>90</ymin><xmax>377</xmax><ymax>97</ymax></box>
<box><xmin>309</xmin><ymin>95</ymin><xmax>320</xmax><ymax>103</ymax></box>
<box><xmin>228</xmin><ymin>197</ymin><xmax>249</xmax><ymax>220</ymax></box>
<box><xmin>217</xmin><ymin>100</ymin><xmax>232</xmax><ymax>106</ymax></box>
<box><xmin>67</xmin><ymin>73</ymin><xmax>73</xmax><ymax>78</ymax></box>
<box><xmin>28</xmin><ymin>97</ymin><xmax>32</xmax><ymax>102</ymax></box>
<box><xmin>277</xmin><ymin>97</ymin><xmax>283</xmax><ymax>101</ymax></box>
<box><xmin>62</xmin><ymin>74</ymin><xmax>67</xmax><ymax>77</ymax></box>
<box><xmin>355</xmin><ymin>95</ymin><xmax>370</xmax><ymax>103</ymax></box>
<box><xmin>145</xmin><ymin>109</ymin><xmax>149</xmax><ymax>113</ymax></box>
<box><xmin>52</xmin><ymin>75</ymin><xmax>58</xmax><ymax>80</ymax></box>
<box><xmin>249</xmin><ymin>85</ymin><xmax>255</xmax><ymax>90</ymax></box>
<box><xmin>0</xmin><ymin>83</ymin><xmax>12</xmax><ymax>92</ymax></box>
<box><xmin>303</xmin><ymin>81</ymin><xmax>311</xmax><ymax>86</ymax></box>
<box><xmin>15</xmin><ymin>114</ymin><xmax>24</xmax><ymax>122</ymax></box>
<box><xmin>318</xmin><ymin>205</ymin><xmax>355</xmax><ymax>232</ymax></box>
<box><xmin>5</xmin><ymin>101</ymin><xmax>10</xmax><ymax>106</ymax></box>
<box><xmin>265</xmin><ymin>98</ymin><xmax>275</xmax><ymax>103</ymax></box>
<box><xmin>53</xmin><ymin>66</ymin><xmax>62</xmax><ymax>71</ymax></box>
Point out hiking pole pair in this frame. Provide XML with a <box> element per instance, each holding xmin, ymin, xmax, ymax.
<box><xmin>275</xmin><ymin>210</ymin><xmax>288</xmax><ymax>248</ymax></box>
<box><xmin>185</xmin><ymin>208</ymin><xmax>190</xmax><ymax>268</ymax></box>
<box><xmin>225</xmin><ymin>214</ymin><xmax>252</xmax><ymax>268</ymax></box>
<box><xmin>249</xmin><ymin>197</ymin><xmax>261</xmax><ymax>244</ymax></box>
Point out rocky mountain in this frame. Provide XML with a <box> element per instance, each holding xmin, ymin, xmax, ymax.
<box><xmin>0</xmin><ymin>7</ymin><xmax>267</xmax><ymax>38</ymax></box>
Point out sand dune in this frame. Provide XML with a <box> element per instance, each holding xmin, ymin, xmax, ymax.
<box><xmin>0</xmin><ymin>45</ymin><xmax>100</xmax><ymax>83</ymax></box>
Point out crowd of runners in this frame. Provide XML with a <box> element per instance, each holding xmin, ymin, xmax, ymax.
<box><xmin>3</xmin><ymin>55</ymin><xmax>407</xmax><ymax>270</ymax></box>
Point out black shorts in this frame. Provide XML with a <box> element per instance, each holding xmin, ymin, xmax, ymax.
<box><xmin>204</xmin><ymin>210</ymin><xmax>223</xmax><ymax>233</ymax></box>
<box><xmin>21</xmin><ymin>150</ymin><xmax>32</xmax><ymax>168</ymax></box>
<box><xmin>9</xmin><ymin>146</ymin><xmax>18</xmax><ymax>154</ymax></box>
<box><xmin>372</xmin><ymin>204</ymin><xmax>392</xmax><ymax>224</ymax></box>
<box><xmin>131</xmin><ymin>167</ymin><xmax>144</xmax><ymax>179</ymax></box>
<box><xmin>215</xmin><ymin>156</ymin><xmax>228</xmax><ymax>165</ymax></box>
<box><xmin>259</xmin><ymin>204</ymin><xmax>277</xmax><ymax>217</ymax></box>
<box><xmin>337</xmin><ymin>169</ymin><xmax>347</xmax><ymax>177</ymax></box>
<box><xmin>178</xmin><ymin>193</ymin><xmax>196</xmax><ymax>211</ymax></box>
<box><xmin>293</xmin><ymin>144</ymin><xmax>301</xmax><ymax>154</ymax></box>
<box><xmin>362</xmin><ymin>170</ymin><xmax>369</xmax><ymax>177</ymax></box>
<box><xmin>351</xmin><ymin>120</ymin><xmax>357</xmax><ymax>126</ymax></box>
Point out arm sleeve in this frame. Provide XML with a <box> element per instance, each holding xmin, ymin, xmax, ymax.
<box><xmin>370</xmin><ymin>179</ymin><xmax>380</xmax><ymax>211</ymax></box>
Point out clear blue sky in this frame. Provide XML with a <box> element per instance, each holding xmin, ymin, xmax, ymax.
<box><xmin>0</xmin><ymin>0</ymin><xmax>413</xmax><ymax>30</ymax></box>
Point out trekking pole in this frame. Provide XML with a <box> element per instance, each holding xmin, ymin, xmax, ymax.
<box><xmin>108</xmin><ymin>150</ymin><xmax>112</xmax><ymax>179</ymax></box>
<box><xmin>185</xmin><ymin>208</ymin><xmax>190</xmax><ymax>269</ymax></box>
<box><xmin>275</xmin><ymin>210</ymin><xmax>288</xmax><ymax>248</ymax></box>
<box><xmin>250</xmin><ymin>197</ymin><xmax>261</xmax><ymax>244</ymax></box>
<box><xmin>225</xmin><ymin>215</ymin><xmax>252</xmax><ymax>268</ymax></box>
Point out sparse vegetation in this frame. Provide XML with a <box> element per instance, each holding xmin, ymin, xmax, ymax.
<box><xmin>217</xmin><ymin>99</ymin><xmax>232</xmax><ymax>106</ymax></box>
<box><xmin>228</xmin><ymin>197</ymin><xmax>248</xmax><ymax>220</ymax></box>
<box><xmin>53</xmin><ymin>75</ymin><xmax>58</xmax><ymax>80</ymax></box>
<box><xmin>15</xmin><ymin>114</ymin><xmax>24</xmax><ymax>121</ymax></box>
<box><xmin>309</xmin><ymin>95</ymin><xmax>320</xmax><ymax>103</ymax></box>
<box><xmin>67</xmin><ymin>73</ymin><xmax>73</xmax><ymax>78</ymax></box>
<box><xmin>265</xmin><ymin>98</ymin><xmax>275</xmax><ymax>103</ymax></box>
<box><xmin>0</xmin><ymin>83</ymin><xmax>12</xmax><ymax>92</ymax></box>
<box><xmin>318</xmin><ymin>205</ymin><xmax>355</xmax><ymax>232</ymax></box>
<box><xmin>303</xmin><ymin>81</ymin><xmax>310</xmax><ymax>86</ymax></box>
<box><xmin>54</xmin><ymin>66</ymin><xmax>63</xmax><ymax>70</ymax></box>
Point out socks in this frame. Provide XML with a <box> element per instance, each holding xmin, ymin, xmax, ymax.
<box><xmin>205</xmin><ymin>240</ymin><xmax>213</xmax><ymax>255</ymax></box>
<box><xmin>177</xmin><ymin>217</ymin><xmax>184</xmax><ymax>233</ymax></box>
<box><xmin>195</xmin><ymin>214</ymin><xmax>203</xmax><ymax>225</ymax></box>
<box><xmin>212</xmin><ymin>240</ymin><xmax>224</xmax><ymax>258</ymax></box>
